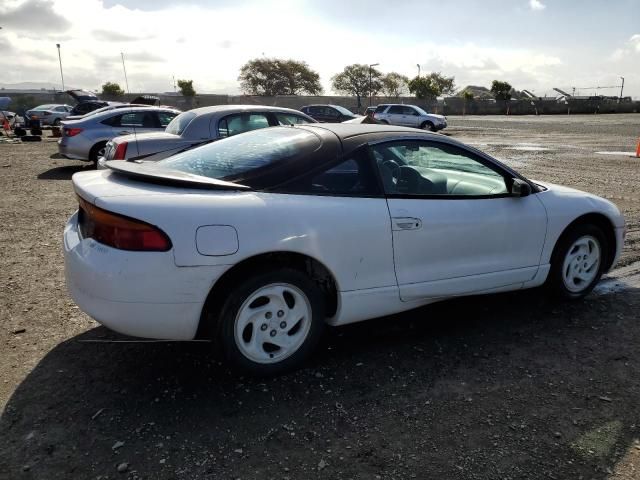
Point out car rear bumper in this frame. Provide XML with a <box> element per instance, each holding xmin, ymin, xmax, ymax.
<box><xmin>63</xmin><ymin>211</ymin><xmax>218</xmax><ymax>340</ymax></box>
<box><xmin>58</xmin><ymin>138</ymin><xmax>91</xmax><ymax>161</ymax></box>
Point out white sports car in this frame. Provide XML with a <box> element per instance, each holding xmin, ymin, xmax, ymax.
<box><xmin>64</xmin><ymin>124</ymin><xmax>626</xmax><ymax>375</ymax></box>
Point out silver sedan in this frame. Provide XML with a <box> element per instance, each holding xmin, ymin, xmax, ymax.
<box><xmin>99</xmin><ymin>105</ymin><xmax>316</xmax><ymax>166</ymax></box>
<box><xmin>58</xmin><ymin>106</ymin><xmax>180</xmax><ymax>164</ymax></box>
<box><xmin>25</xmin><ymin>104</ymin><xmax>73</xmax><ymax>126</ymax></box>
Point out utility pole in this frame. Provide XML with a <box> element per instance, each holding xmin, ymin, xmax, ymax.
<box><xmin>369</xmin><ymin>63</ymin><xmax>379</xmax><ymax>106</ymax></box>
<box><xmin>619</xmin><ymin>76</ymin><xmax>624</xmax><ymax>101</ymax></box>
<box><xmin>416</xmin><ymin>64</ymin><xmax>421</xmax><ymax>77</ymax></box>
<box><xmin>121</xmin><ymin>52</ymin><xmax>130</xmax><ymax>94</ymax></box>
<box><xmin>172</xmin><ymin>75</ymin><xmax>176</xmax><ymax>93</ymax></box>
<box><xmin>56</xmin><ymin>43</ymin><xmax>65</xmax><ymax>91</ymax></box>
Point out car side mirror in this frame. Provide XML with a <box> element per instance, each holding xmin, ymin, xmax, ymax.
<box><xmin>510</xmin><ymin>178</ymin><xmax>532</xmax><ymax>197</ymax></box>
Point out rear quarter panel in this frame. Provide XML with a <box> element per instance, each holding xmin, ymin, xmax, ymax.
<box><xmin>79</xmin><ymin>174</ymin><xmax>396</xmax><ymax>292</ymax></box>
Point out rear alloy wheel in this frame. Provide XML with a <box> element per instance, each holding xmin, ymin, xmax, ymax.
<box><xmin>548</xmin><ymin>224</ymin><xmax>607</xmax><ymax>299</ymax></box>
<box><xmin>53</xmin><ymin>118</ymin><xmax>61</xmax><ymax>126</ymax></box>
<box><xmin>219</xmin><ymin>268</ymin><xmax>325</xmax><ymax>375</ymax></box>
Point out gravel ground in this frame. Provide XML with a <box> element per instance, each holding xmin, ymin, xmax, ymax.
<box><xmin>1</xmin><ymin>115</ymin><xmax>640</xmax><ymax>480</ymax></box>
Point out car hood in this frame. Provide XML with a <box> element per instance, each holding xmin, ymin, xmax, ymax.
<box><xmin>426</xmin><ymin>113</ymin><xmax>446</xmax><ymax>120</ymax></box>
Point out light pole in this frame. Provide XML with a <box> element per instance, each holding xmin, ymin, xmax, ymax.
<box><xmin>416</xmin><ymin>64</ymin><xmax>421</xmax><ymax>77</ymax></box>
<box><xmin>369</xmin><ymin>63</ymin><xmax>379</xmax><ymax>106</ymax></box>
<box><xmin>619</xmin><ymin>76</ymin><xmax>625</xmax><ymax>101</ymax></box>
<box><xmin>56</xmin><ymin>43</ymin><xmax>65</xmax><ymax>91</ymax></box>
<box><xmin>121</xmin><ymin>52</ymin><xmax>130</xmax><ymax>94</ymax></box>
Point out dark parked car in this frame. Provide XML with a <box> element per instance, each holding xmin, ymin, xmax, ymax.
<box><xmin>67</xmin><ymin>90</ymin><xmax>160</xmax><ymax>118</ymax></box>
<box><xmin>300</xmin><ymin>104</ymin><xmax>359</xmax><ymax>123</ymax></box>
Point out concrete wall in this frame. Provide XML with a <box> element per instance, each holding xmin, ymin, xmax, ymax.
<box><xmin>4</xmin><ymin>91</ymin><xmax>640</xmax><ymax>116</ymax></box>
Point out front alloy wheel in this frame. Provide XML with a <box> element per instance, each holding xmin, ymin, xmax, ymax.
<box><xmin>549</xmin><ymin>224</ymin><xmax>607</xmax><ymax>299</ymax></box>
<box><xmin>561</xmin><ymin>235</ymin><xmax>601</xmax><ymax>293</ymax></box>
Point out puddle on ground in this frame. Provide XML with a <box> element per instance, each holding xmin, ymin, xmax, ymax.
<box><xmin>507</xmin><ymin>143</ymin><xmax>552</xmax><ymax>152</ymax></box>
<box><xmin>594</xmin><ymin>151</ymin><xmax>638</xmax><ymax>157</ymax></box>
<box><xmin>594</xmin><ymin>261</ymin><xmax>640</xmax><ymax>295</ymax></box>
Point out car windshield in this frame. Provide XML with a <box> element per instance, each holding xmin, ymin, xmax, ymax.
<box><xmin>165</xmin><ymin>111</ymin><xmax>197</xmax><ymax>135</ymax></box>
<box><xmin>34</xmin><ymin>105</ymin><xmax>56</xmax><ymax>110</ymax></box>
<box><xmin>413</xmin><ymin>106</ymin><xmax>429</xmax><ymax>115</ymax></box>
<box><xmin>154</xmin><ymin>127</ymin><xmax>320</xmax><ymax>184</ymax></box>
<box><xmin>332</xmin><ymin>105</ymin><xmax>354</xmax><ymax>116</ymax></box>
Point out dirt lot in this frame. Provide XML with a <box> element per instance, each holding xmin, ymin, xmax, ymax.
<box><xmin>1</xmin><ymin>115</ymin><xmax>640</xmax><ymax>480</ymax></box>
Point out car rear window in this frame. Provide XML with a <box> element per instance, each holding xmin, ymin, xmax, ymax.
<box><xmin>165</xmin><ymin>111</ymin><xmax>197</xmax><ymax>135</ymax></box>
<box><xmin>155</xmin><ymin>127</ymin><xmax>321</xmax><ymax>184</ymax></box>
<box><xmin>375</xmin><ymin>105</ymin><xmax>387</xmax><ymax>113</ymax></box>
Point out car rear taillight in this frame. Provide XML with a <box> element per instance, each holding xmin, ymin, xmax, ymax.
<box><xmin>77</xmin><ymin>196</ymin><xmax>171</xmax><ymax>251</ymax></box>
<box><xmin>113</xmin><ymin>142</ymin><xmax>128</xmax><ymax>160</ymax></box>
<box><xmin>64</xmin><ymin>127</ymin><xmax>83</xmax><ymax>137</ymax></box>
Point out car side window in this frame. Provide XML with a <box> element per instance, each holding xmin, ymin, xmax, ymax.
<box><xmin>157</xmin><ymin>112</ymin><xmax>177</xmax><ymax>127</ymax></box>
<box><xmin>372</xmin><ymin>141</ymin><xmax>509</xmax><ymax>197</ymax></box>
<box><xmin>218</xmin><ymin>113</ymin><xmax>270</xmax><ymax>138</ymax></box>
<box><xmin>388</xmin><ymin>106</ymin><xmax>404</xmax><ymax>114</ymax></box>
<box><xmin>278</xmin><ymin>148</ymin><xmax>380</xmax><ymax>196</ymax></box>
<box><xmin>404</xmin><ymin>106</ymin><xmax>419</xmax><ymax>116</ymax></box>
<box><xmin>275</xmin><ymin>113</ymin><xmax>311</xmax><ymax>125</ymax></box>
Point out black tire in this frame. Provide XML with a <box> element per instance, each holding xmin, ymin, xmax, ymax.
<box><xmin>547</xmin><ymin>223</ymin><xmax>607</xmax><ymax>299</ymax></box>
<box><xmin>89</xmin><ymin>142</ymin><xmax>107</xmax><ymax>168</ymax></box>
<box><xmin>218</xmin><ymin>268</ymin><xmax>325</xmax><ymax>376</ymax></box>
<box><xmin>422</xmin><ymin>121</ymin><xmax>436</xmax><ymax>132</ymax></box>
<box><xmin>53</xmin><ymin>118</ymin><xmax>61</xmax><ymax>126</ymax></box>
<box><xmin>379</xmin><ymin>120</ymin><xmax>389</xmax><ymax>124</ymax></box>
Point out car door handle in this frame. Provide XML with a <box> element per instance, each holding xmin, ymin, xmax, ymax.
<box><xmin>118</xmin><ymin>130</ymin><xmax>131</xmax><ymax>135</ymax></box>
<box><xmin>392</xmin><ymin>217</ymin><xmax>422</xmax><ymax>231</ymax></box>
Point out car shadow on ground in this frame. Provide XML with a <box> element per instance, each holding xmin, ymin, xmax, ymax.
<box><xmin>1</xmin><ymin>288</ymin><xmax>639</xmax><ymax>478</ymax></box>
<box><xmin>37</xmin><ymin>164</ymin><xmax>93</xmax><ymax>180</ymax></box>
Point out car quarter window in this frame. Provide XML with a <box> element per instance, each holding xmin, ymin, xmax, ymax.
<box><xmin>217</xmin><ymin>113</ymin><xmax>270</xmax><ymax>138</ymax></box>
<box><xmin>275</xmin><ymin>112</ymin><xmax>312</xmax><ymax>125</ymax></box>
<box><xmin>371</xmin><ymin>141</ymin><xmax>509</xmax><ymax>197</ymax></box>
<box><xmin>277</xmin><ymin>148</ymin><xmax>380</xmax><ymax>196</ymax></box>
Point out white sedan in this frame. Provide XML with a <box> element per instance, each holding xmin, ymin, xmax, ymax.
<box><xmin>64</xmin><ymin>124</ymin><xmax>625</xmax><ymax>375</ymax></box>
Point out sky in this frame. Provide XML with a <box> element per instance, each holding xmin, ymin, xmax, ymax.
<box><xmin>1</xmin><ymin>0</ymin><xmax>639</xmax><ymax>98</ymax></box>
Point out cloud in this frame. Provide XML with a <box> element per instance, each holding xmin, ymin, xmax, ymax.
<box><xmin>93</xmin><ymin>29</ymin><xmax>154</xmax><ymax>42</ymax></box>
<box><xmin>123</xmin><ymin>51</ymin><xmax>165</xmax><ymax>63</ymax></box>
<box><xmin>610</xmin><ymin>34</ymin><xmax>640</xmax><ymax>61</ymax></box>
<box><xmin>529</xmin><ymin>0</ymin><xmax>546</xmax><ymax>11</ymax></box>
<box><xmin>0</xmin><ymin>0</ymin><xmax>71</xmax><ymax>32</ymax></box>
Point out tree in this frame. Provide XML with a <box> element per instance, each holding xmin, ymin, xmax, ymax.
<box><xmin>490</xmin><ymin>80</ymin><xmax>512</xmax><ymax>101</ymax></box>
<box><xmin>177</xmin><ymin>79</ymin><xmax>196</xmax><ymax>97</ymax></box>
<box><xmin>462</xmin><ymin>90</ymin><xmax>474</xmax><ymax>115</ymax></box>
<box><xmin>331</xmin><ymin>64</ymin><xmax>382</xmax><ymax>110</ymax></box>
<box><xmin>381</xmin><ymin>72</ymin><xmax>409</xmax><ymax>98</ymax></box>
<box><xmin>408</xmin><ymin>72</ymin><xmax>455</xmax><ymax>101</ymax></box>
<box><xmin>101</xmin><ymin>82</ymin><xmax>124</xmax><ymax>96</ymax></box>
<box><xmin>238</xmin><ymin>58</ymin><xmax>322</xmax><ymax>96</ymax></box>
<box><xmin>490</xmin><ymin>80</ymin><xmax>512</xmax><ymax>114</ymax></box>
